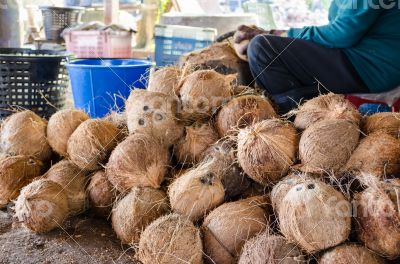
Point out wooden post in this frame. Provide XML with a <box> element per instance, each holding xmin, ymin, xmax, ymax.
<box><xmin>104</xmin><ymin>0</ymin><xmax>119</xmax><ymax>24</ymax></box>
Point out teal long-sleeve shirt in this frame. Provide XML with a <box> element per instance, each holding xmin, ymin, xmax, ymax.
<box><xmin>287</xmin><ymin>0</ymin><xmax>400</xmax><ymax>93</ymax></box>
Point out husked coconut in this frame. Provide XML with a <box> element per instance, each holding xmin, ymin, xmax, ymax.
<box><xmin>47</xmin><ymin>109</ymin><xmax>90</xmax><ymax>157</ymax></box>
<box><xmin>147</xmin><ymin>66</ymin><xmax>182</xmax><ymax>96</ymax></box>
<box><xmin>103</xmin><ymin>111</ymin><xmax>128</xmax><ymax>131</ymax></box>
<box><xmin>67</xmin><ymin>119</ymin><xmax>121</xmax><ymax>171</ymax></box>
<box><xmin>237</xmin><ymin>119</ymin><xmax>298</xmax><ymax>185</ymax></box>
<box><xmin>362</xmin><ymin>112</ymin><xmax>400</xmax><ymax>138</ymax></box>
<box><xmin>0</xmin><ymin>110</ymin><xmax>52</xmax><ymax>160</ymax></box>
<box><xmin>87</xmin><ymin>170</ymin><xmax>116</xmax><ymax>218</ymax></box>
<box><xmin>215</xmin><ymin>95</ymin><xmax>277</xmax><ymax>137</ymax></box>
<box><xmin>125</xmin><ymin>89</ymin><xmax>184</xmax><ymax>146</ymax></box>
<box><xmin>106</xmin><ymin>134</ymin><xmax>169</xmax><ymax>193</ymax></box>
<box><xmin>319</xmin><ymin>244</ymin><xmax>385</xmax><ymax>264</ymax></box>
<box><xmin>112</xmin><ymin>187</ymin><xmax>169</xmax><ymax>245</ymax></box>
<box><xmin>138</xmin><ymin>213</ymin><xmax>203</xmax><ymax>264</ymax></box>
<box><xmin>0</xmin><ymin>155</ymin><xmax>43</xmax><ymax>208</ymax></box>
<box><xmin>15</xmin><ymin>179</ymin><xmax>69</xmax><ymax>233</ymax></box>
<box><xmin>293</xmin><ymin>93</ymin><xmax>360</xmax><ymax>130</ymax></box>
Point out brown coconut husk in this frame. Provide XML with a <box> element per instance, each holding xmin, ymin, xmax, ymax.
<box><xmin>15</xmin><ymin>179</ymin><xmax>69</xmax><ymax>233</ymax></box>
<box><xmin>168</xmin><ymin>159</ymin><xmax>225</xmax><ymax>221</ymax></box>
<box><xmin>238</xmin><ymin>232</ymin><xmax>306</xmax><ymax>264</ymax></box>
<box><xmin>67</xmin><ymin>119</ymin><xmax>121</xmax><ymax>171</ymax></box>
<box><xmin>87</xmin><ymin>170</ymin><xmax>116</xmax><ymax>219</ymax></box>
<box><xmin>147</xmin><ymin>66</ymin><xmax>182</xmax><ymax>96</ymax></box>
<box><xmin>319</xmin><ymin>244</ymin><xmax>385</xmax><ymax>264</ymax></box>
<box><xmin>362</xmin><ymin>112</ymin><xmax>400</xmax><ymax>138</ymax></box>
<box><xmin>112</xmin><ymin>187</ymin><xmax>169</xmax><ymax>245</ymax></box>
<box><xmin>103</xmin><ymin>111</ymin><xmax>128</xmax><ymax>132</ymax></box>
<box><xmin>215</xmin><ymin>95</ymin><xmax>277</xmax><ymax>137</ymax></box>
<box><xmin>292</xmin><ymin>93</ymin><xmax>361</xmax><ymax>130</ymax></box>
<box><xmin>202</xmin><ymin>196</ymin><xmax>269</xmax><ymax>264</ymax></box>
<box><xmin>179</xmin><ymin>69</ymin><xmax>235</xmax><ymax>121</ymax></box>
<box><xmin>278</xmin><ymin>179</ymin><xmax>351</xmax><ymax>253</ymax></box>
<box><xmin>0</xmin><ymin>110</ymin><xmax>52</xmax><ymax>161</ymax></box>
<box><xmin>106</xmin><ymin>134</ymin><xmax>169</xmax><ymax>193</ymax></box>
<box><xmin>237</xmin><ymin>119</ymin><xmax>299</xmax><ymax>186</ymax></box>
<box><xmin>0</xmin><ymin>155</ymin><xmax>44</xmax><ymax>208</ymax></box>
<box><xmin>125</xmin><ymin>89</ymin><xmax>184</xmax><ymax>146</ymax></box>
<box><xmin>45</xmin><ymin>160</ymin><xmax>88</xmax><ymax>215</ymax></box>
<box><xmin>138</xmin><ymin>213</ymin><xmax>203</xmax><ymax>264</ymax></box>
<box><xmin>299</xmin><ymin>119</ymin><xmax>360</xmax><ymax>174</ymax></box>
<box><xmin>344</xmin><ymin>132</ymin><xmax>400</xmax><ymax>178</ymax></box>
<box><xmin>47</xmin><ymin>109</ymin><xmax>90</xmax><ymax>157</ymax></box>
<box><xmin>174</xmin><ymin>122</ymin><xmax>219</xmax><ymax>165</ymax></box>
<box><xmin>353</xmin><ymin>177</ymin><xmax>400</xmax><ymax>259</ymax></box>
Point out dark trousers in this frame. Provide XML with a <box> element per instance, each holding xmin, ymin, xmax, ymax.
<box><xmin>247</xmin><ymin>35</ymin><xmax>369</xmax><ymax>114</ymax></box>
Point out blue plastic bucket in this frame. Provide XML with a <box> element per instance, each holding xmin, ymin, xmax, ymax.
<box><xmin>67</xmin><ymin>59</ymin><xmax>153</xmax><ymax>118</ymax></box>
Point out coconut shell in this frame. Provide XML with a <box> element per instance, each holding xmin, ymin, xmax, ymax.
<box><xmin>138</xmin><ymin>213</ymin><xmax>203</xmax><ymax>264</ymax></box>
<box><xmin>239</xmin><ymin>232</ymin><xmax>306</xmax><ymax>264</ymax></box>
<box><xmin>362</xmin><ymin>112</ymin><xmax>400</xmax><ymax>138</ymax></box>
<box><xmin>15</xmin><ymin>179</ymin><xmax>69</xmax><ymax>233</ymax></box>
<box><xmin>47</xmin><ymin>109</ymin><xmax>90</xmax><ymax>157</ymax></box>
<box><xmin>202</xmin><ymin>196</ymin><xmax>269</xmax><ymax>264</ymax></box>
<box><xmin>87</xmin><ymin>170</ymin><xmax>116</xmax><ymax>218</ymax></box>
<box><xmin>112</xmin><ymin>187</ymin><xmax>169</xmax><ymax>245</ymax></box>
<box><xmin>294</xmin><ymin>93</ymin><xmax>360</xmax><ymax>130</ymax></box>
<box><xmin>215</xmin><ymin>95</ymin><xmax>277</xmax><ymax>137</ymax></box>
<box><xmin>147</xmin><ymin>66</ymin><xmax>182</xmax><ymax>96</ymax></box>
<box><xmin>0</xmin><ymin>110</ymin><xmax>52</xmax><ymax>161</ymax></box>
<box><xmin>345</xmin><ymin>132</ymin><xmax>400</xmax><ymax>178</ymax></box>
<box><xmin>278</xmin><ymin>179</ymin><xmax>351</xmax><ymax>253</ymax></box>
<box><xmin>237</xmin><ymin>119</ymin><xmax>298</xmax><ymax>185</ymax></box>
<box><xmin>354</xmin><ymin>179</ymin><xmax>400</xmax><ymax>259</ymax></box>
<box><xmin>0</xmin><ymin>156</ymin><xmax>43</xmax><ymax>208</ymax></box>
<box><xmin>174</xmin><ymin>122</ymin><xmax>219</xmax><ymax>164</ymax></box>
<box><xmin>168</xmin><ymin>159</ymin><xmax>225</xmax><ymax>221</ymax></box>
<box><xmin>45</xmin><ymin>160</ymin><xmax>88</xmax><ymax>215</ymax></box>
<box><xmin>106</xmin><ymin>134</ymin><xmax>169</xmax><ymax>193</ymax></box>
<box><xmin>319</xmin><ymin>244</ymin><xmax>385</xmax><ymax>264</ymax></box>
<box><xmin>299</xmin><ymin>119</ymin><xmax>360</xmax><ymax>174</ymax></box>
<box><xmin>125</xmin><ymin>89</ymin><xmax>184</xmax><ymax>146</ymax></box>
<box><xmin>67</xmin><ymin>119</ymin><xmax>121</xmax><ymax>171</ymax></box>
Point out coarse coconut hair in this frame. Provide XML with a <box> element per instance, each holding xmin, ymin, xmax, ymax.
<box><xmin>15</xmin><ymin>179</ymin><xmax>69</xmax><ymax>233</ymax></box>
<box><xmin>0</xmin><ymin>155</ymin><xmax>43</xmax><ymax>208</ymax></box>
<box><xmin>87</xmin><ymin>170</ymin><xmax>116</xmax><ymax>219</ymax></box>
<box><xmin>103</xmin><ymin>111</ymin><xmax>128</xmax><ymax>133</ymax></box>
<box><xmin>47</xmin><ymin>109</ymin><xmax>90</xmax><ymax>157</ymax></box>
<box><xmin>277</xmin><ymin>179</ymin><xmax>351</xmax><ymax>253</ymax></box>
<box><xmin>112</xmin><ymin>187</ymin><xmax>169</xmax><ymax>245</ymax></box>
<box><xmin>106</xmin><ymin>133</ymin><xmax>169</xmax><ymax>193</ymax></box>
<box><xmin>138</xmin><ymin>213</ymin><xmax>203</xmax><ymax>264</ymax></box>
<box><xmin>215</xmin><ymin>95</ymin><xmax>277</xmax><ymax>137</ymax></box>
<box><xmin>292</xmin><ymin>93</ymin><xmax>361</xmax><ymax>130</ymax></box>
<box><xmin>0</xmin><ymin>110</ymin><xmax>52</xmax><ymax>161</ymax></box>
<box><xmin>319</xmin><ymin>244</ymin><xmax>385</xmax><ymax>264</ymax></box>
<box><xmin>362</xmin><ymin>112</ymin><xmax>400</xmax><ymax>138</ymax></box>
<box><xmin>147</xmin><ymin>66</ymin><xmax>183</xmax><ymax>96</ymax></box>
<box><xmin>237</xmin><ymin>119</ymin><xmax>299</xmax><ymax>186</ymax></box>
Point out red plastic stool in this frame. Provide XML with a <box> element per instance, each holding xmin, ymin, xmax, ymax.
<box><xmin>345</xmin><ymin>86</ymin><xmax>400</xmax><ymax>112</ymax></box>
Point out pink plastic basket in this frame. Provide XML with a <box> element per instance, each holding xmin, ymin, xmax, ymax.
<box><xmin>64</xmin><ymin>30</ymin><xmax>132</xmax><ymax>58</ymax></box>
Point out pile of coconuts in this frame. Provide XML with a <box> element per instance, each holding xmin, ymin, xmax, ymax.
<box><xmin>1</xmin><ymin>41</ymin><xmax>400</xmax><ymax>263</ymax></box>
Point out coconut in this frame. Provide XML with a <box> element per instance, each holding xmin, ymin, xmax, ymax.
<box><xmin>239</xmin><ymin>232</ymin><xmax>306</xmax><ymax>264</ymax></box>
<box><xmin>354</xmin><ymin>178</ymin><xmax>400</xmax><ymax>259</ymax></box>
<box><xmin>0</xmin><ymin>110</ymin><xmax>52</xmax><ymax>160</ymax></box>
<box><xmin>103</xmin><ymin>111</ymin><xmax>127</xmax><ymax>130</ymax></box>
<box><xmin>15</xmin><ymin>179</ymin><xmax>69</xmax><ymax>233</ymax></box>
<box><xmin>125</xmin><ymin>89</ymin><xmax>184</xmax><ymax>146</ymax></box>
<box><xmin>168</xmin><ymin>159</ymin><xmax>225</xmax><ymax>221</ymax></box>
<box><xmin>293</xmin><ymin>93</ymin><xmax>361</xmax><ymax>130</ymax></box>
<box><xmin>0</xmin><ymin>156</ymin><xmax>43</xmax><ymax>208</ymax></box>
<box><xmin>138</xmin><ymin>213</ymin><xmax>203</xmax><ymax>264</ymax></box>
<box><xmin>45</xmin><ymin>160</ymin><xmax>88</xmax><ymax>215</ymax></box>
<box><xmin>147</xmin><ymin>66</ymin><xmax>182</xmax><ymax>96</ymax></box>
<box><xmin>47</xmin><ymin>109</ymin><xmax>90</xmax><ymax>157</ymax></box>
<box><xmin>237</xmin><ymin>119</ymin><xmax>298</xmax><ymax>185</ymax></box>
<box><xmin>202</xmin><ymin>196</ymin><xmax>269</xmax><ymax>264</ymax></box>
<box><xmin>87</xmin><ymin>170</ymin><xmax>116</xmax><ymax>218</ymax></box>
<box><xmin>362</xmin><ymin>112</ymin><xmax>400</xmax><ymax>138</ymax></box>
<box><xmin>299</xmin><ymin>119</ymin><xmax>360</xmax><ymax>174</ymax></box>
<box><xmin>319</xmin><ymin>244</ymin><xmax>385</xmax><ymax>264</ymax></box>
<box><xmin>215</xmin><ymin>95</ymin><xmax>277</xmax><ymax>137</ymax></box>
<box><xmin>106</xmin><ymin>134</ymin><xmax>169</xmax><ymax>193</ymax></box>
<box><xmin>67</xmin><ymin>119</ymin><xmax>121</xmax><ymax>171</ymax></box>
<box><xmin>179</xmin><ymin>69</ymin><xmax>235</xmax><ymax>120</ymax></box>
<box><xmin>345</xmin><ymin>132</ymin><xmax>400</xmax><ymax>178</ymax></box>
<box><xmin>174</xmin><ymin>122</ymin><xmax>219</xmax><ymax>164</ymax></box>
<box><xmin>277</xmin><ymin>179</ymin><xmax>351</xmax><ymax>253</ymax></box>
<box><xmin>112</xmin><ymin>187</ymin><xmax>169</xmax><ymax>245</ymax></box>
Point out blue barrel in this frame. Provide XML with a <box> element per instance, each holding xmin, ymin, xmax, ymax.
<box><xmin>67</xmin><ymin>59</ymin><xmax>153</xmax><ymax>118</ymax></box>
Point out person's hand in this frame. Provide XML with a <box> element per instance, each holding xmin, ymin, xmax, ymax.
<box><xmin>270</xmin><ymin>29</ymin><xmax>288</xmax><ymax>37</ymax></box>
<box><xmin>234</xmin><ymin>25</ymin><xmax>267</xmax><ymax>61</ymax></box>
